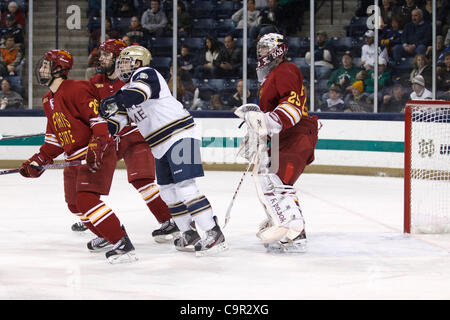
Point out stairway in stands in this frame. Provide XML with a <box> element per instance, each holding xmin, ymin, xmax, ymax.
<box><xmin>24</xmin><ymin>0</ymin><xmax>90</xmax><ymax>108</ymax></box>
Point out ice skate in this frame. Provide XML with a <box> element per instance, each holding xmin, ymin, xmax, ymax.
<box><xmin>152</xmin><ymin>219</ymin><xmax>180</xmax><ymax>243</ymax></box>
<box><xmin>195</xmin><ymin>217</ymin><xmax>228</xmax><ymax>257</ymax></box>
<box><xmin>87</xmin><ymin>236</ymin><xmax>112</xmax><ymax>252</ymax></box>
<box><xmin>105</xmin><ymin>233</ymin><xmax>137</xmax><ymax>264</ymax></box>
<box><xmin>174</xmin><ymin>229</ymin><xmax>201</xmax><ymax>252</ymax></box>
<box><xmin>265</xmin><ymin>230</ymin><xmax>307</xmax><ymax>254</ymax></box>
<box><xmin>72</xmin><ymin>221</ymin><xmax>87</xmax><ymax>232</ymax></box>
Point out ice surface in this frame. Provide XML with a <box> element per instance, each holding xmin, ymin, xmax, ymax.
<box><xmin>1</xmin><ymin>169</ymin><xmax>449</xmax><ymax>300</ymax></box>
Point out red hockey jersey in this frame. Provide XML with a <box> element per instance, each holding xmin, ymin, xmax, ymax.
<box><xmin>89</xmin><ymin>73</ymin><xmax>137</xmax><ymax>136</ymax></box>
<box><xmin>40</xmin><ymin>80</ymin><xmax>110</xmax><ymax>161</ymax></box>
<box><xmin>258</xmin><ymin>61</ymin><xmax>316</xmax><ymax>141</ymax></box>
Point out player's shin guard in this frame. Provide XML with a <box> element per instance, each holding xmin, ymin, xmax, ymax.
<box><xmin>132</xmin><ymin>180</ymin><xmax>171</xmax><ymax>223</ymax></box>
<box><xmin>76</xmin><ymin>192</ymin><xmax>126</xmax><ymax>244</ymax></box>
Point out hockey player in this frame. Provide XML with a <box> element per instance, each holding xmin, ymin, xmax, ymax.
<box><xmin>235</xmin><ymin>33</ymin><xmax>318</xmax><ymax>253</ymax></box>
<box><xmin>98</xmin><ymin>45</ymin><xmax>228</xmax><ymax>256</ymax></box>
<box><xmin>19</xmin><ymin>49</ymin><xmax>136</xmax><ymax>263</ymax></box>
<box><xmin>71</xmin><ymin>38</ymin><xmax>179</xmax><ymax>243</ymax></box>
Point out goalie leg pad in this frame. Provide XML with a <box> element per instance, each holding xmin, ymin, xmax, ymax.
<box><xmin>255</xmin><ymin>173</ymin><xmax>305</xmax><ymax>243</ymax></box>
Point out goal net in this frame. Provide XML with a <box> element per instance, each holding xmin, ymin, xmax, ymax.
<box><xmin>404</xmin><ymin>100</ymin><xmax>450</xmax><ymax>234</ymax></box>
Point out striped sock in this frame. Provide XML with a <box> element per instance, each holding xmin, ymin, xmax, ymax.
<box><xmin>168</xmin><ymin>201</ymin><xmax>191</xmax><ymax>232</ymax></box>
<box><xmin>134</xmin><ymin>181</ymin><xmax>171</xmax><ymax>223</ymax></box>
<box><xmin>186</xmin><ymin>196</ymin><xmax>215</xmax><ymax>231</ymax></box>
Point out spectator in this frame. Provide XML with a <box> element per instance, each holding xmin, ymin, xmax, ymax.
<box><xmin>227</xmin><ymin>80</ymin><xmax>255</xmax><ymax>108</ymax></box>
<box><xmin>215</xmin><ymin>35</ymin><xmax>243</xmax><ymax>78</ymax></box>
<box><xmin>168</xmin><ymin>62</ymin><xmax>196</xmax><ymax>108</ymax></box>
<box><xmin>420</xmin><ymin>0</ymin><xmax>433</xmax><ymax>24</ymax></box>
<box><xmin>112</xmin><ymin>0</ymin><xmax>137</xmax><ymax>17</ymax></box>
<box><xmin>437</xmin><ymin>35</ymin><xmax>450</xmax><ymax>65</ymax></box>
<box><xmin>0</xmin><ymin>78</ymin><xmax>22</xmax><ymax>109</ymax></box>
<box><xmin>258</xmin><ymin>0</ymin><xmax>284</xmax><ymax>34</ymax></box>
<box><xmin>437</xmin><ymin>51</ymin><xmax>450</xmax><ymax>99</ymax></box>
<box><xmin>380</xmin><ymin>0</ymin><xmax>398</xmax><ymax>27</ymax></box>
<box><xmin>178</xmin><ymin>45</ymin><xmax>194</xmax><ymax>74</ymax></box>
<box><xmin>231</xmin><ymin>0</ymin><xmax>261</xmax><ymax>40</ymax></box>
<box><xmin>393</xmin><ymin>9</ymin><xmax>431</xmax><ymax>64</ymax></box>
<box><xmin>122</xmin><ymin>35</ymin><xmax>134</xmax><ymax>46</ymax></box>
<box><xmin>327</xmin><ymin>51</ymin><xmax>359</xmax><ymax>94</ymax></box>
<box><xmin>0</xmin><ymin>13</ymin><xmax>23</xmax><ymax>47</ymax></box>
<box><xmin>124</xmin><ymin>16</ymin><xmax>149</xmax><ymax>46</ymax></box>
<box><xmin>141</xmin><ymin>0</ymin><xmax>168</xmax><ymax>38</ymax></box>
<box><xmin>410</xmin><ymin>75</ymin><xmax>432</xmax><ymax>100</ymax></box>
<box><xmin>1</xmin><ymin>2</ymin><xmax>26</xmax><ymax>28</ymax></box>
<box><xmin>437</xmin><ymin>0</ymin><xmax>450</xmax><ymax>36</ymax></box>
<box><xmin>360</xmin><ymin>30</ymin><xmax>389</xmax><ymax>70</ymax></box>
<box><xmin>209</xmin><ymin>94</ymin><xmax>225</xmax><ymax>110</ymax></box>
<box><xmin>382</xmin><ymin>83</ymin><xmax>409</xmax><ymax>112</ymax></box>
<box><xmin>193</xmin><ymin>36</ymin><xmax>222</xmax><ymax>79</ymax></box>
<box><xmin>0</xmin><ymin>34</ymin><xmax>22</xmax><ymax>78</ymax></box>
<box><xmin>305</xmin><ymin>30</ymin><xmax>337</xmax><ymax>79</ymax></box>
<box><xmin>395</xmin><ymin>0</ymin><xmax>418</xmax><ymax>25</ymax></box>
<box><xmin>169</xmin><ymin>2</ymin><xmax>193</xmax><ymax>38</ymax></box>
<box><xmin>380</xmin><ymin>15</ymin><xmax>404</xmax><ymax>55</ymax></box>
<box><xmin>364</xmin><ymin>57</ymin><xmax>391</xmax><ymax>102</ymax></box>
<box><xmin>278</xmin><ymin>0</ymin><xmax>305</xmax><ymax>35</ymax></box>
<box><xmin>319</xmin><ymin>84</ymin><xmax>345</xmax><ymax>112</ymax></box>
<box><xmin>89</xmin><ymin>17</ymin><xmax>121</xmax><ymax>53</ymax></box>
<box><xmin>409</xmin><ymin>53</ymin><xmax>432</xmax><ymax>90</ymax></box>
<box><xmin>344</xmin><ymin>80</ymin><xmax>373</xmax><ymax>112</ymax></box>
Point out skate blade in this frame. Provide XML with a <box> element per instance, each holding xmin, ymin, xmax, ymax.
<box><xmin>107</xmin><ymin>252</ymin><xmax>138</xmax><ymax>264</ymax></box>
<box><xmin>154</xmin><ymin>232</ymin><xmax>181</xmax><ymax>244</ymax></box>
<box><xmin>175</xmin><ymin>245</ymin><xmax>196</xmax><ymax>252</ymax></box>
<box><xmin>195</xmin><ymin>242</ymin><xmax>229</xmax><ymax>257</ymax></box>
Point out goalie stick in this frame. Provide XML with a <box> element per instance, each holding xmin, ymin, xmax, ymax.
<box><xmin>0</xmin><ymin>133</ymin><xmax>45</xmax><ymax>141</ymax></box>
<box><xmin>0</xmin><ymin>160</ymin><xmax>86</xmax><ymax>176</ymax></box>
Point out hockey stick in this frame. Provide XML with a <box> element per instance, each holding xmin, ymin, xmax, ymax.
<box><xmin>0</xmin><ymin>133</ymin><xmax>45</xmax><ymax>141</ymax></box>
<box><xmin>0</xmin><ymin>160</ymin><xmax>86</xmax><ymax>176</ymax></box>
<box><xmin>223</xmin><ymin>156</ymin><xmax>255</xmax><ymax>228</ymax></box>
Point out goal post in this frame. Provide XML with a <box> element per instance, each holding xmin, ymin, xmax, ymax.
<box><xmin>404</xmin><ymin>100</ymin><xmax>450</xmax><ymax>234</ymax></box>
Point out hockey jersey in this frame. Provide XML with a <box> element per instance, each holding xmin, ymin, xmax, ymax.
<box><xmin>109</xmin><ymin>67</ymin><xmax>198</xmax><ymax>159</ymax></box>
<box><xmin>258</xmin><ymin>61</ymin><xmax>317</xmax><ymax>141</ymax></box>
<box><xmin>40</xmin><ymin>79</ymin><xmax>110</xmax><ymax>161</ymax></box>
<box><xmin>89</xmin><ymin>73</ymin><xmax>139</xmax><ymax>137</ymax></box>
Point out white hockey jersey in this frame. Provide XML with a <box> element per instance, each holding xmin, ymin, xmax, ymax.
<box><xmin>108</xmin><ymin>66</ymin><xmax>199</xmax><ymax>159</ymax></box>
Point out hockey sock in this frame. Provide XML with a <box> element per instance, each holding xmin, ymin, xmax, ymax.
<box><xmin>186</xmin><ymin>196</ymin><xmax>215</xmax><ymax>231</ymax></box>
<box><xmin>131</xmin><ymin>179</ymin><xmax>171</xmax><ymax>224</ymax></box>
<box><xmin>168</xmin><ymin>202</ymin><xmax>192</xmax><ymax>232</ymax></box>
<box><xmin>67</xmin><ymin>203</ymin><xmax>102</xmax><ymax>237</ymax></box>
<box><xmin>76</xmin><ymin>192</ymin><xmax>125</xmax><ymax>244</ymax></box>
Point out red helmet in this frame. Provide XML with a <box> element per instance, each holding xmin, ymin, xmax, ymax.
<box><xmin>43</xmin><ymin>49</ymin><xmax>74</xmax><ymax>78</ymax></box>
<box><xmin>99</xmin><ymin>39</ymin><xmax>127</xmax><ymax>57</ymax></box>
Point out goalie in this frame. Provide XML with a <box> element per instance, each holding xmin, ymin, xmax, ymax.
<box><xmin>235</xmin><ymin>33</ymin><xmax>319</xmax><ymax>253</ymax></box>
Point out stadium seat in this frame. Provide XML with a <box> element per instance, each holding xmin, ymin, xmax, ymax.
<box><xmin>286</xmin><ymin>37</ymin><xmax>301</xmax><ymax>57</ymax></box>
<box><xmin>151</xmin><ymin>57</ymin><xmax>172</xmax><ymax>78</ymax></box>
<box><xmin>194</xmin><ymin>78</ymin><xmax>220</xmax><ymax>101</ymax></box>
<box><xmin>180</xmin><ymin>37</ymin><xmax>205</xmax><ymax>54</ymax></box>
<box><xmin>7</xmin><ymin>76</ymin><xmax>23</xmax><ymax>95</ymax></box>
<box><xmin>331</xmin><ymin>37</ymin><xmax>353</xmax><ymax>54</ymax></box>
<box><xmin>191</xmin><ymin>19</ymin><xmax>217</xmax><ymax>37</ymax></box>
<box><xmin>214</xmin><ymin>1</ymin><xmax>238</xmax><ymax>19</ymax></box>
<box><xmin>111</xmin><ymin>17</ymin><xmax>131</xmax><ymax>34</ymax></box>
<box><xmin>344</xmin><ymin>16</ymin><xmax>368</xmax><ymax>38</ymax></box>
<box><xmin>189</xmin><ymin>1</ymin><xmax>216</xmax><ymax>19</ymax></box>
<box><xmin>216</xmin><ymin>19</ymin><xmax>235</xmax><ymax>37</ymax></box>
<box><xmin>149</xmin><ymin>37</ymin><xmax>175</xmax><ymax>56</ymax></box>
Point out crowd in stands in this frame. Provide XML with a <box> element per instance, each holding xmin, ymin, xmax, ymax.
<box><xmin>0</xmin><ymin>0</ymin><xmax>25</xmax><ymax>109</ymax></box>
<box><xmin>83</xmin><ymin>0</ymin><xmax>449</xmax><ymax>113</ymax></box>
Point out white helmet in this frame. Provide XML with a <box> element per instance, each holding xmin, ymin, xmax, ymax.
<box><xmin>116</xmin><ymin>45</ymin><xmax>152</xmax><ymax>82</ymax></box>
<box><xmin>256</xmin><ymin>33</ymin><xmax>288</xmax><ymax>83</ymax></box>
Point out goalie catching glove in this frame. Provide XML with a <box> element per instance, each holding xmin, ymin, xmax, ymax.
<box><xmin>86</xmin><ymin>135</ymin><xmax>109</xmax><ymax>172</ymax></box>
<box><xmin>19</xmin><ymin>152</ymin><xmax>53</xmax><ymax>178</ymax></box>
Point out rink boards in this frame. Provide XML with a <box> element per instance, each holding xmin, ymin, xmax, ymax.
<box><xmin>0</xmin><ymin>111</ymin><xmax>405</xmax><ymax>176</ymax></box>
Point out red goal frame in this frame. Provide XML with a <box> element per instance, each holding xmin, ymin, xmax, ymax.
<box><xmin>404</xmin><ymin>99</ymin><xmax>450</xmax><ymax>233</ymax></box>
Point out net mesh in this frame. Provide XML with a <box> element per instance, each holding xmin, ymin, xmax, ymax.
<box><xmin>408</xmin><ymin>103</ymin><xmax>450</xmax><ymax>233</ymax></box>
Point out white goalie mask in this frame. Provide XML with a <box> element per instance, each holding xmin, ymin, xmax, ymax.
<box><xmin>256</xmin><ymin>33</ymin><xmax>288</xmax><ymax>83</ymax></box>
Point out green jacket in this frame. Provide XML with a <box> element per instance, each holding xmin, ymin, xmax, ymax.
<box><xmin>364</xmin><ymin>70</ymin><xmax>391</xmax><ymax>93</ymax></box>
<box><xmin>327</xmin><ymin>66</ymin><xmax>359</xmax><ymax>89</ymax></box>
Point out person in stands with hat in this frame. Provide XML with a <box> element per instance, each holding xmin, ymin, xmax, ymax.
<box><xmin>305</xmin><ymin>30</ymin><xmax>337</xmax><ymax>79</ymax></box>
<box><xmin>344</xmin><ymin>80</ymin><xmax>373</xmax><ymax>112</ymax></box>
<box><xmin>360</xmin><ymin>29</ymin><xmax>389</xmax><ymax>71</ymax></box>
<box><xmin>410</xmin><ymin>74</ymin><xmax>432</xmax><ymax>100</ymax></box>
<box><xmin>363</xmin><ymin>57</ymin><xmax>392</xmax><ymax>102</ymax></box>
<box><xmin>1</xmin><ymin>1</ymin><xmax>26</xmax><ymax>28</ymax></box>
<box><xmin>319</xmin><ymin>84</ymin><xmax>346</xmax><ymax>112</ymax></box>
<box><xmin>326</xmin><ymin>51</ymin><xmax>359</xmax><ymax>97</ymax></box>
<box><xmin>0</xmin><ymin>13</ymin><xmax>24</xmax><ymax>47</ymax></box>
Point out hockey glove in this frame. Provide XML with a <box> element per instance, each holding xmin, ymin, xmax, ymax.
<box><xmin>86</xmin><ymin>135</ymin><xmax>109</xmax><ymax>172</ymax></box>
<box><xmin>99</xmin><ymin>94</ymin><xmax>125</xmax><ymax>119</ymax></box>
<box><xmin>19</xmin><ymin>153</ymin><xmax>53</xmax><ymax>178</ymax></box>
